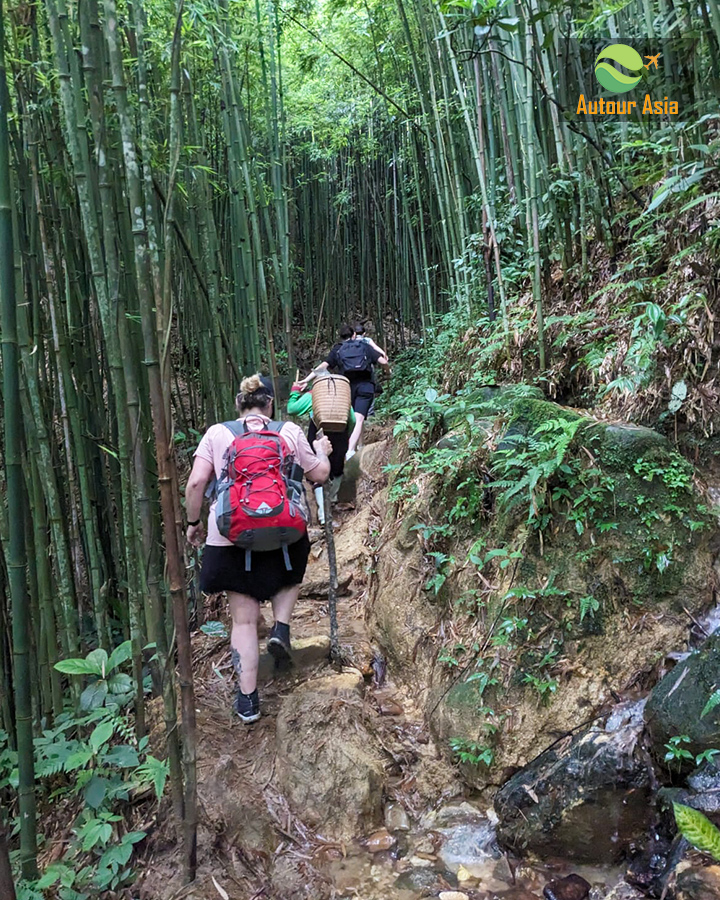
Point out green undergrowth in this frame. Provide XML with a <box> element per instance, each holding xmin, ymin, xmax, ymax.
<box><xmin>379</xmin><ymin>302</ymin><xmax>715</xmax><ymax>775</ymax></box>
<box><xmin>4</xmin><ymin>643</ymin><xmax>167</xmax><ymax>899</ymax></box>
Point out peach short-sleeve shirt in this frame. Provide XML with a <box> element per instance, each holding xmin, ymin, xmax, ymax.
<box><xmin>194</xmin><ymin>414</ymin><xmax>321</xmax><ymax>546</ymax></box>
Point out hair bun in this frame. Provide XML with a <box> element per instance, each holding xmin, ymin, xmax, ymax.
<box><xmin>240</xmin><ymin>374</ymin><xmax>263</xmax><ymax>394</ymax></box>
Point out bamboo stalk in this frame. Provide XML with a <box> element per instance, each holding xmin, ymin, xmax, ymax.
<box><xmin>0</xmin><ymin>0</ymin><xmax>37</xmax><ymax>874</ymax></box>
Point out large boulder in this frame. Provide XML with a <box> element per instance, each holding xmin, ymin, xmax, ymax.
<box><xmin>494</xmin><ymin>701</ymin><xmax>653</xmax><ymax>862</ymax></box>
<box><xmin>645</xmin><ymin>637</ymin><xmax>720</xmax><ymax>767</ymax></box>
<box><xmin>442</xmin><ymin>384</ymin><xmax>544</xmax><ymax>431</ymax></box>
<box><xmin>274</xmin><ymin>671</ymin><xmax>385</xmax><ymax>839</ymax></box>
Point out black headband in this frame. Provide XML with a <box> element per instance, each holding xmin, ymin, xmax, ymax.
<box><xmin>258</xmin><ymin>375</ymin><xmax>274</xmax><ymax>397</ymax></box>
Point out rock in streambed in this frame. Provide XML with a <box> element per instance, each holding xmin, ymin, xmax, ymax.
<box><xmin>495</xmin><ymin>700</ymin><xmax>652</xmax><ymax>862</ymax></box>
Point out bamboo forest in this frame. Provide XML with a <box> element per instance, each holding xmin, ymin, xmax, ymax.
<box><xmin>1</xmin><ymin>0</ymin><xmax>720</xmax><ymax>895</ymax></box>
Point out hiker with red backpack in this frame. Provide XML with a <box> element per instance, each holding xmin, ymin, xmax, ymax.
<box><xmin>185</xmin><ymin>374</ymin><xmax>332</xmax><ymax>722</ymax></box>
<box><xmin>298</xmin><ymin>324</ymin><xmax>389</xmax><ymax>459</ymax></box>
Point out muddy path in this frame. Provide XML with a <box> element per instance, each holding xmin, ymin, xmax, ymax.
<box><xmin>138</xmin><ymin>426</ymin><xmax>625</xmax><ymax>900</ymax></box>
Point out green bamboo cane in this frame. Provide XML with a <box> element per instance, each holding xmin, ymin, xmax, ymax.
<box><xmin>0</xmin><ymin>0</ymin><xmax>37</xmax><ymax>875</ymax></box>
<box><xmin>103</xmin><ymin>0</ymin><xmax>189</xmax><ymax>844</ymax></box>
<box><xmin>524</xmin><ymin>18</ymin><xmax>545</xmax><ymax>371</ymax></box>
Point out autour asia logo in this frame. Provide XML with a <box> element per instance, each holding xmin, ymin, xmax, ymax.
<box><xmin>576</xmin><ymin>42</ymin><xmax>679</xmax><ymax>116</ymax></box>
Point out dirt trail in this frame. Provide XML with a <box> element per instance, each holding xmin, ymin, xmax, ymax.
<box><xmin>140</xmin><ymin>426</ymin><xmax>460</xmax><ymax>900</ymax></box>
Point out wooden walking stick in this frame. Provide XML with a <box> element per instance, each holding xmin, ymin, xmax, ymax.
<box><xmin>323</xmin><ymin>490</ymin><xmax>341</xmax><ymax>664</ymax></box>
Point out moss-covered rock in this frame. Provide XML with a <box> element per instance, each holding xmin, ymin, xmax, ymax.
<box><xmin>435</xmin><ymin>419</ymin><xmax>494</xmax><ymax>451</ymax></box>
<box><xmin>442</xmin><ymin>384</ymin><xmax>544</xmax><ymax>431</ymax></box>
<box><xmin>594</xmin><ymin>423</ymin><xmax>668</xmax><ymax>470</ymax></box>
<box><xmin>645</xmin><ymin>636</ymin><xmax>720</xmax><ymax>766</ymax></box>
<box><xmin>491</xmin><ymin>401</ymin><xmax>712</xmax><ymax>611</ymax></box>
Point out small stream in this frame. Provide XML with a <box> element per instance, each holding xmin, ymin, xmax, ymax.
<box><xmin>324</xmin><ymin>799</ymin><xmax>624</xmax><ymax>899</ymax></box>
<box><xmin>321</xmin><ymin>585</ymin><xmax>720</xmax><ymax>900</ymax></box>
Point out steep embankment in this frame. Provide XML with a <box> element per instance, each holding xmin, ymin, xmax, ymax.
<box><xmin>366</xmin><ymin>374</ymin><xmax>720</xmax><ymax>895</ymax></box>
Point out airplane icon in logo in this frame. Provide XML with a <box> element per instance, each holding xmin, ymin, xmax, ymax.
<box><xmin>644</xmin><ymin>53</ymin><xmax>661</xmax><ymax>69</ymax></box>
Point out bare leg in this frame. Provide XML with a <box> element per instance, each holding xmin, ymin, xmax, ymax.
<box><xmin>227</xmin><ymin>591</ymin><xmax>260</xmax><ymax>694</ymax></box>
<box><xmin>271</xmin><ymin>584</ymin><xmax>300</xmax><ymax>627</ymax></box>
<box><xmin>348</xmin><ymin>412</ymin><xmax>366</xmax><ymax>454</ymax></box>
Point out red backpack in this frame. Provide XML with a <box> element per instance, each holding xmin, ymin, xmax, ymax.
<box><xmin>215</xmin><ymin>420</ymin><xmax>308</xmax><ymax>571</ymax></box>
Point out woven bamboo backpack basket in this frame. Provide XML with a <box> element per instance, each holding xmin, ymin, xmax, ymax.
<box><xmin>311</xmin><ymin>374</ymin><xmax>351</xmax><ymax>432</ymax></box>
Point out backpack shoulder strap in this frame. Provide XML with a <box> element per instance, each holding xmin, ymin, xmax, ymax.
<box><xmin>265</xmin><ymin>421</ymin><xmax>284</xmax><ymax>434</ymax></box>
<box><xmin>223</xmin><ymin>420</ymin><xmax>247</xmax><ymax>437</ymax></box>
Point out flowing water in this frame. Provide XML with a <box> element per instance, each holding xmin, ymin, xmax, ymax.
<box><xmin>324</xmin><ymin>798</ymin><xmax>624</xmax><ymax>899</ymax></box>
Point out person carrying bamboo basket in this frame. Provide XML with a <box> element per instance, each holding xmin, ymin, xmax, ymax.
<box><xmin>298</xmin><ymin>324</ymin><xmax>390</xmax><ymax>459</ymax></box>
<box><xmin>287</xmin><ymin>380</ymin><xmax>356</xmax><ymax>524</ymax></box>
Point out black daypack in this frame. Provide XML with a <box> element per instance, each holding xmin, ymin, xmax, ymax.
<box><xmin>336</xmin><ymin>340</ymin><xmax>370</xmax><ymax>375</ymax></box>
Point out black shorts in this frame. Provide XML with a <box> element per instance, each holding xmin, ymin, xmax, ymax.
<box><xmin>350</xmin><ymin>380</ymin><xmax>375</xmax><ymax>418</ymax></box>
<box><xmin>199</xmin><ymin>534</ymin><xmax>311</xmax><ymax>603</ymax></box>
<box><xmin>308</xmin><ymin>419</ymin><xmax>349</xmax><ymax>478</ymax></box>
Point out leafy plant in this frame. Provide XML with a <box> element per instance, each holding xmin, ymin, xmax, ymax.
<box><xmin>702</xmin><ymin>689</ymin><xmax>720</xmax><ymax>720</ymax></box>
<box><xmin>55</xmin><ymin>642</ymin><xmax>134</xmax><ymax>711</ymax></box>
<box><xmin>523</xmin><ymin>672</ymin><xmax>558</xmax><ymax>700</ymax></box>
<box><xmin>633</xmin><ymin>453</ymin><xmax>693</xmax><ymax>494</ymax></box>
<box><xmin>2</xmin><ymin>704</ymin><xmax>165</xmax><ymax>897</ymax></box>
<box><xmin>674</xmin><ymin>803</ymin><xmax>720</xmax><ymax>861</ymax></box>
<box><xmin>490</xmin><ymin>416</ymin><xmax>584</xmax><ymax>527</ymax></box>
<box><xmin>579</xmin><ymin>595</ymin><xmax>600</xmax><ymax>622</ymax></box>
<box><xmin>424</xmin><ymin>551</ymin><xmax>455</xmax><ymax>595</ymax></box>
<box><xmin>664</xmin><ymin>734</ymin><xmax>694</xmax><ymax>765</ymax></box>
<box><xmin>449</xmin><ymin>738</ymin><xmax>494</xmax><ymax>768</ymax></box>
<box><xmin>200</xmin><ymin>621</ymin><xmax>229</xmax><ymax>638</ymax></box>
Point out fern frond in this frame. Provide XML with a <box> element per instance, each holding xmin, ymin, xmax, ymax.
<box><xmin>701</xmin><ymin>689</ymin><xmax>720</xmax><ymax>719</ymax></box>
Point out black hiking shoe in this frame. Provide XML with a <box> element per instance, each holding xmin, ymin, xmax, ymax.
<box><xmin>234</xmin><ymin>688</ymin><xmax>260</xmax><ymax>723</ymax></box>
<box><xmin>267</xmin><ymin>622</ymin><xmax>292</xmax><ymax>669</ymax></box>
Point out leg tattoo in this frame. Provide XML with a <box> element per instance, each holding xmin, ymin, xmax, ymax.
<box><xmin>231</xmin><ymin>648</ymin><xmax>242</xmax><ymax>684</ymax></box>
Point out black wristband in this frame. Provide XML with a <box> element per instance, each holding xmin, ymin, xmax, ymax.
<box><xmin>187</xmin><ymin>518</ymin><xmax>200</xmax><ymax>527</ymax></box>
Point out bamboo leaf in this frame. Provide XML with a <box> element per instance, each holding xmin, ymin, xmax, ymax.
<box><xmin>212</xmin><ymin>876</ymin><xmax>230</xmax><ymax>900</ymax></box>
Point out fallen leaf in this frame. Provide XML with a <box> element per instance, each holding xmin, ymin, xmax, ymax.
<box><xmin>211</xmin><ymin>875</ymin><xmax>229</xmax><ymax>900</ymax></box>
